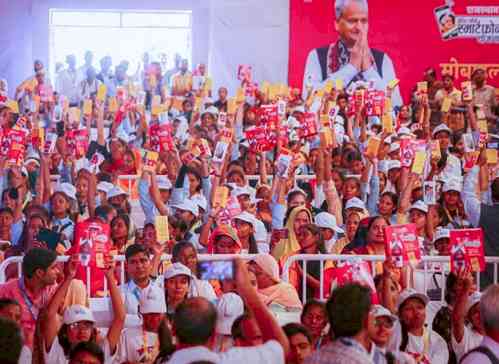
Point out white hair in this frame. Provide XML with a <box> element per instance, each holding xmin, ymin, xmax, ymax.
<box><xmin>480</xmin><ymin>284</ymin><xmax>499</xmax><ymax>332</ymax></box>
<box><xmin>335</xmin><ymin>0</ymin><xmax>369</xmax><ymax>19</ymax></box>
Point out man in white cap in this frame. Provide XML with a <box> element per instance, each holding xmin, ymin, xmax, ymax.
<box><xmin>345</xmin><ymin>197</ymin><xmax>368</xmax><ymax>216</ymax></box>
<box><xmin>433</xmin><ymin>227</ymin><xmax>451</xmax><ymax>256</ymax></box>
<box><xmin>387</xmin><ymin>288</ymin><xmax>448</xmax><ymax>363</ymax></box>
<box><xmin>461</xmin><ymin>284</ymin><xmax>499</xmax><ymax>364</ymax></box>
<box><xmin>451</xmin><ymin>271</ymin><xmax>484</xmax><ymax>362</ymax></box>
<box><xmin>314</xmin><ymin>212</ymin><xmax>345</xmax><ymax>254</ymax></box>
<box><xmin>367</xmin><ymin>304</ymin><xmax>415</xmax><ymax>364</ymax></box>
<box><xmin>116</xmin><ymin>286</ymin><xmax>167</xmax><ymax>363</ymax></box>
<box><xmin>214</xmin><ymin>292</ymin><xmax>245</xmax><ymax>352</ymax></box>
<box><xmin>96</xmin><ymin>181</ymin><xmax>114</xmax><ymax>206</ymax></box>
<box><xmin>107</xmin><ymin>186</ymin><xmax>129</xmax><ymax>213</ymax></box>
<box><xmin>386</xmin><ymin>160</ymin><xmax>401</xmax><ymax>194</ymax></box>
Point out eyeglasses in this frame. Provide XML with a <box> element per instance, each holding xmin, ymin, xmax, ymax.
<box><xmin>69</xmin><ymin>321</ymin><xmax>94</xmax><ymax>331</ymax></box>
<box><xmin>374</xmin><ymin>318</ymin><xmax>394</xmax><ymax>329</ymax></box>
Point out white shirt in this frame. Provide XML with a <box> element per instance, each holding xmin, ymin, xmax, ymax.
<box><xmin>437</xmin><ymin>153</ymin><xmax>462</xmax><ymax>182</ymax></box>
<box><xmin>461</xmin><ymin>336</ymin><xmax>499</xmax><ymax>364</ymax></box>
<box><xmin>388</xmin><ymin>322</ymin><xmax>449</xmax><ymax>364</ymax></box>
<box><xmin>115</xmin><ymin>327</ymin><xmax>160</xmax><ymax>364</ymax></box>
<box><xmin>18</xmin><ymin>346</ymin><xmax>31</xmax><ymax>364</ymax></box>
<box><xmin>45</xmin><ymin>336</ymin><xmax>115</xmax><ymax>364</ymax></box>
<box><xmin>165</xmin><ymin>340</ymin><xmax>284</xmax><ymax>364</ymax></box>
<box><xmin>303</xmin><ymin>45</ymin><xmax>403</xmax><ymax>108</ymax></box>
<box><xmin>55</xmin><ymin>68</ymin><xmax>80</xmax><ymax>104</ymax></box>
<box><xmin>120</xmin><ymin>279</ymin><xmax>161</xmax><ymax>326</ymax></box>
<box><xmin>452</xmin><ymin>325</ymin><xmax>484</xmax><ymax>362</ymax></box>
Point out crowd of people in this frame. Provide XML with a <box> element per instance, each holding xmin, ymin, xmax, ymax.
<box><xmin>0</xmin><ymin>18</ymin><xmax>498</xmax><ymax>363</ymax></box>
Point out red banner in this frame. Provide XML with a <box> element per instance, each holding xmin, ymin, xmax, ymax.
<box><xmin>289</xmin><ymin>0</ymin><xmax>499</xmax><ymax>102</ymax></box>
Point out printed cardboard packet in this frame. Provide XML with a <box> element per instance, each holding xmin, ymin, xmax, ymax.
<box><xmin>423</xmin><ymin>181</ymin><xmax>436</xmax><ymax>205</ymax></box>
<box><xmin>83</xmin><ymin>99</ymin><xmax>93</xmax><ymax>115</ymax></box>
<box><xmin>450</xmin><ymin>228</ymin><xmax>485</xmax><ymax>273</ymax></box>
<box><xmin>275</xmin><ymin>149</ymin><xmax>294</xmax><ymax>178</ymax></box>
<box><xmin>213</xmin><ymin>186</ymin><xmax>229</xmax><ymax>208</ymax></box>
<box><xmin>155</xmin><ymin>216</ymin><xmax>170</xmax><ymax>243</ymax></box>
<box><xmin>320</xmin><ymin>128</ymin><xmax>333</xmax><ymax>148</ymax></box>
<box><xmin>96</xmin><ymin>84</ymin><xmax>107</xmax><ymax>102</ymax></box>
<box><xmin>335</xmin><ymin>79</ymin><xmax>344</xmax><ymax>91</ymax></box>
<box><xmin>143</xmin><ymin>150</ymin><xmax>159</xmax><ymax>173</ymax></box>
<box><xmin>417</xmin><ymin>81</ymin><xmax>428</xmax><ymax>94</ymax></box>
<box><xmin>227</xmin><ymin>98</ymin><xmax>237</xmax><ymax>114</ymax></box>
<box><xmin>461</xmin><ymin>81</ymin><xmax>473</xmax><ymax>102</ymax></box>
<box><xmin>384</xmin><ymin>224</ymin><xmax>421</xmax><ymax>268</ymax></box>
<box><xmin>108</xmin><ymin>97</ymin><xmax>118</xmax><ymax>113</ymax></box>
<box><xmin>365</xmin><ymin>136</ymin><xmax>381</xmax><ymax>159</ymax></box>
<box><xmin>486</xmin><ymin>149</ymin><xmax>498</xmax><ymax>165</ymax></box>
<box><xmin>382</xmin><ymin>113</ymin><xmax>394</xmax><ymax>133</ymax></box>
<box><xmin>412</xmin><ymin>150</ymin><xmax>426</xmax><ymax>174</ymax></box>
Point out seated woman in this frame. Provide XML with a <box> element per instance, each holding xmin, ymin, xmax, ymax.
<box><xmin>249</xmin><ymin>253</ymin><xmax>302</xmax><ymax>310</ymax></box>
<box><xmin>342</xmin><ymin>216</ymin><xmax>390</xmax><ymax>275</ymax></box>
<box><xmin>285</xmin><ymin>224</ymin><xmax>329</xmax><ymax>301</ymax></box>
<box><xmin>207</xmin><ymin>225</ymin><xmax>242</xmax><ymax>254</ymax></box>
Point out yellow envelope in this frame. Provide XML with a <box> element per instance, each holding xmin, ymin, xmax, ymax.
<box><xmin>108</xmin><ymin>97</ymin><xmax>118</xmax><ymax>112</ymax></box>
<box><xmin>6</xmin><ymin>99</ymin><xmax>19</xmax><ymax>114</ymax></box>
<box><xmin>324</xmin><ymin>80</ymin><xmax>333</xmax><ymax>94</ymax></box>
<box><xmin>382</xmin><ymin>113</ymin><xmax>394</xmax><ymax>133</ymax></box>
<box><xmin>155</xmin><ymin>216</ymin><xmax>170</xmax><ymax>243</ymax></box>
<box><xmin>194</xmin><ymin>97</ymin><xmax>202</xmax><ymax>111</ymax></box>
<box><xmin>366</xmin><ymin>137</ymin><xmax>381</xmax><ymax>159</ymax></box>
<box><xmin>320</xmin><ymin>114</ymin><xmax>330</xmax><ymax>127</ymax></box>
<box><xmin>151</xmin><ymin>105</ymin><xmax>161</xmax><ymax>116</ymax></box>
<box><xmin>335</xmin><ymin>79</ymin><xmax>343</xmax><ymax>91</ymax></box>
<box><xmin>172</xmin><ymin>97</ymin><xmax>183</xmax><ymax>111</ymax></box>
<box><xmin>279</xmin><ymin>84</ymin><xmax>289</xmax><ymax>97</ymax></box>
<box><xmin>486</xmin><ymin>149</ymin><xmax>498</xmax><ymax>165</ymax></box>
<box><xmin>478</xmin><ymin>119</ymin><xmax>488</xmax><ymax>133</ymax></box>
<box><xmin>441</xmin><ymin>97</ymin><xmax>452</xmax><ymax>113</ymax></box>
<box><xmin>384</xmin><ymin>98</ymin><xmax>392</xmax><ymax>113</ymax></box>
<box><xmin>412</xmin><ymin>150</ymin><xmax>426</xmax><ymax>174</ymax></box>
<box><xmin>96</xmin><ymin>84</ymin><xmax>107</xmax><ymax>102</ymax></box>
<box><xmin>227</xmin><ymin>97</ymin><xmax>237</xmax><ymax>114</ymax></box>
<box><xmin>152</xmin><ymin>95</ymin><xmax>161</xmax><ymax>107</ymax></box>
<box><xmin>83</xmin><ymin>99</ymin><xmax>93</xmax><ymax>115</ymax></box>
<box><xmin>213</xmin><ymin>186</ymin><xmax>229</xmax><ymax>208</ymax></box>
<box><xmin>143</xmin><ymin>151</ymin><xmax>159</xmax><ymax>172</ymax></box>
<box><xmin>269</xmin><ymin>84</ymin><xmax>279</xmax><ymax>100</ymax></box>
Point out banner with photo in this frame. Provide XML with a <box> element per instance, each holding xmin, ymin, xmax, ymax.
<box><xmin>288</xmin><ymin>0</ymin><xmax>499</xmax><ymax>103</ymax></box>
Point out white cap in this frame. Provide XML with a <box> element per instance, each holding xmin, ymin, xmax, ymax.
<box><xmin>387</xmin><ymin>160</ymin><xmax>401</xmax><ymax>171</ymax></box>
<box><xmin>216</xmin><ymin>293</ymin><xmax>245</xmax><ymax>336</ymax></box>
<box><xmin>203</xmin><ymin>97</ymin><xmax>214</xmax><ymax>104</ymax></box>
<box><xmin>398</xmin><ymin>127</ymin><xmax>412</xmax><ymax>136</ymax></box>
<box><xmin>164</xmin><ymin>262</ymin><xmax>192</xmax><ymax>280</ymax></box>
<box><xmin>173</xmin><ymin>199</ymin><xmax>199</xmax><ymax>216</ymax></box>
<box><xmin>371</xmin><ymin>304</ymin><xmax>398</xmax><ymax>322</ymax></box>
<box><xmin>314</xmin><ymin>212</ymin><xmax>344</xmax><ymax>234</ymax></box>
<box><xmin>97</xmin><ymin>181</ymin><xmax>114</xmax><ymax>194</ymax></box>
<box><xmin>345</xmin><ymin>197</ymin><xmax>366</xmax><ymax>211</ymax></box>
<box><xmin>442</xmin><ymin>180</ymin><xmax>463</xmax><ymax>193</ymax></box>
<box><xmin>234</xmin><ymin>211</ymin><xmax>257</xmax><ymax>228</ymax></box>
<box><xmin>157</xmin><ymin>176</ymin><xmax>173</xmax><ymax>190</ymax></box>
<box><xmin>174</xmin><ymin>115</ymin><xmax>188</xmax><ymax>125</ymax></box>
<box><xmin>433</xmin><ymin>227</ymin><xmax>450</xmax><ymax>243</ymax></box>
<box><xmin>201</xmin><ymin>106</ymin><xmax>219</xmax><ymax>117</ymax></box>
<box><xmin>389</xmin><ymin>142</ymin><xmax>400</xmax><ymax>154</ymax></box>
<box><xmin>115</xmin><ymin>129</ymin><xmax>131</xmax><ymax>144</ymax></box>
<box><xmin>107</xmin><ymin>186</ymin><xmax>128</xmax><ymax>199</ymax></box>
<box><xmin>397</xmin><ymin>288</ymin><xmax>429</xmax><ymax>311</ymax></box>
<box><xmin>465</xmin><ymin>292</ymin><xmax>481</xmax><ymax>318</ymax></box>
<box><xmin>287</xmin><ymin>187</ymin><xmax>307</xmax><ymax>198</ymax></box>
<box><xmin>192</xmin><ymin>194</ymin><xmax>208</xmax><ymax>212</ymax></box>
<box><xmin>139</xmin><ymin>286</ymin><xmax>167</xmax><ymax>314</ymax></box>
<box><xmin>432</xmin><ymin>123</ymin><xmax>452</xmax><ymax>137</ymax></box>
<box><xmin>54</xmin><ymin>182</ymin><xmax>77</xmax><ymax>200</ymax></box>
<box><xmin>63</xmin><ymin>304</ymin><xmax>96</xmax><ymax>325</ymax></box>
<box><xmin>409</xmin><ymin>200</ymin><xmax>428</xmax><ymax>214</ymax></box>
<box><xmin>232</xmin><ymin>186</ymin><xmax>252</xmax><ymax>198</ymax></box>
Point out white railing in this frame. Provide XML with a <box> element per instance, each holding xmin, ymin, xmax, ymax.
<box><xmin>0</xmin><ymin>253</ymin><xmax>258</xmax><ymax>296</ymax></box>
<box><xmin>281</xmin><ymin>254</ymin><xmax>499</xmax><ymax>303</ymax></box>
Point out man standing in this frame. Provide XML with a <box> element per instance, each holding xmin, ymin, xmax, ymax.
<box><xmin>171</xmin><ymin>59</ymin><xmax>192</xmax><ymax>97</ymax></box>
<box><xmin>77</xmin><ymin>50</ymin><xmax>94</xmax><ymax>83</ymax></box>
<box><xmin>303</xmin><ymin>0</ymin><xmax>401</xmax><ymax>107</ymax></box>
<box><xmin>214</xmin><ymin>87</ymin><xmax>228</xmax><ymax>112</ymax></box>
<box><xmin>56</xmin><ymin>54</ymin><xmax>80</xmax><ymax>106</ymax></box>
<box><xmin>97</xmin><ymin>56</ymin><xmax>116</xmax><ymax>97</ymax></box>
<box><xmin>472</xmin><ymin>68</ymin><xmax>497</xmax><ymax>121</ymax></box>
<box><xmin>0</xmin><ymin>248</ymin><xmax>59</xmax><ymax>349</ymax></box>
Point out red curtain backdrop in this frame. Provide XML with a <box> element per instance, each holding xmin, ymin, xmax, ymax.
<box><xmin>288</xmin><ymin>0</ymin><xmax>499</xmax><ymax>102</ymax></box>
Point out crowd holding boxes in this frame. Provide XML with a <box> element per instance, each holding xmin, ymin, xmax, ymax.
<box><xmin>0</xmin><ymin>41</ymin><xmax>498</xmax><ymax>364</ymax></box>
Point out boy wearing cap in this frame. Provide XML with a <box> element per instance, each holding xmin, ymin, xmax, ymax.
<box><xmin>314</xmin><ymin>211</ymin><xmax>345</xmax><ymax>254</ymax></box>
<box><xmin>116</xmin><ymin>287</ymin><xmax>171</xmax><ymax>364</ymax></box>
<box><xmin>387</xmin><ymin>288</ymin><xmax>448</xmax><ymax>363</ymax></box>
<box><xmin>139</xmin><ymin>170</ymin><xmax>173</xmax><ymax>224</ymax></box>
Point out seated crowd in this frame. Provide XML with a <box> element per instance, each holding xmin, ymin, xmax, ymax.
<box><xmin>0</xmin><ymin>49</ymin><xmax>497</xmax><ymax>364</ymax></box>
